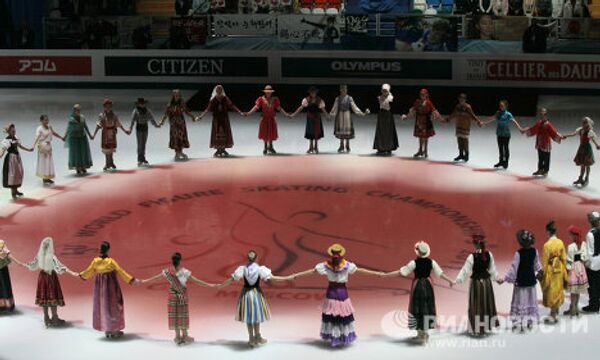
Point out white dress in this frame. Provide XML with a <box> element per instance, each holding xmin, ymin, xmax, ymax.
<box><xmin>35</xmin><ymin>126</ymin><xmax>55</xmax><ymax>179</ymax></box>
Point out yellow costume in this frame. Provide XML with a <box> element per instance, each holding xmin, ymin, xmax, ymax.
<box><xmin>79</xmin><ymin>257</ymin><xmax>134</xmax><ymax>283</ymax></box>
<box><xmin>541</xmin><ymin>236</ymin><xmax>568</xmax><ymax>308</ymax></box>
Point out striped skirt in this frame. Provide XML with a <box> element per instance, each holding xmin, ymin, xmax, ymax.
<box><xmin>468</xmin><ymin>278</ymin><xmax>499</xmax><ymax>334</ymax></box>
<box><xmin>167</xmin><ymin>287</ymin><xmax>189</xmax><ymax>330</ymax></box>
<box><xmin>236</xmin><ymin>287</ymin><xmax>271</xmax><ymax>324</ymax></box>
<box><xmin>320</xmin><ymin>283</ymin><xmax>356</xmax><ymax>347</ymax></box>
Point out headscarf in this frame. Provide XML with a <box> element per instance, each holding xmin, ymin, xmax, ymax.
<box><xmin>210</xmin><ymin>85</ymin><xmax>226</xmax><ymax>100</ymax></box>
<box><xmin>29</xmin><ymin>237</ymin><xmax>57</xmax><ymax>273</ymax></box>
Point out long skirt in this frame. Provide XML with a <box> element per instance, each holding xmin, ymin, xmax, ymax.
<box><xmin>36</xmin><ymin>143</ymin><xmax>55</xmax><ymax>179</ymax></box>
<box><xmin>468</xmin><ymin>278</ymin><xmax>498</xmax><ymax>333</ymax></box>
<box><xmin>305</xmin><ymin>114</ymin><xmax>324</xmax><ymax>140</ymax></box>
<box><xmin>320</xmin><ymin>283</ymin><xmax>356</xmax><ymax>347</ymax></box>
<box><xmin>542</xmin><ymin>269</ymin><xmax>566</xmax><ymax>308</ymax></box>
<box><xmin>236</xmin><ymin>287</ymin><xmax>271</xmax><ymax>324</ymax></box>
<box><xmin>409</xmin><ymin>278</ymin><xmax>436</xmax><ymax>331</ymax></box>
<box><xmin>36</xmin><ymin>271</ymin><xmax>65</xmax><ymax>307</ymax></box>
<box><xmin>574</xmin><ymin>143</ymin><xmax>595</xmax><ymax>166</ymax></box>
<box><xmin>67</xmin><ymin>137</ymin><xmax>93</xmax><ymax>169</ymax></box>
<box><xmin>414</xmin><ymin>115</ymin><xmax>435</xmax><ymax>139</ymax></box>
<box><xmin>258</xmin><ymin>115</ymin><xmax>278</xmax><ymax>141</ymax></box>
<box><xmin>334</xmin><ymin>111</ymin><xmax>355</xmax><ymax>139</ymax></box>
<box><xmin>167</xmin><ymin>287</ymin><xmax>189</xmax><ymax>330</ymax></box>
<box><xmin>92</xmin><ymin>272</ymin><xmax>125</xmax><ymax>332</ymax></box>
<box><xmin>210</xmin><ymin>115</ymin><xmax>234</xmax><ymax>149</ymax></box>
<box><xmin>373</xmin><ymin>110</ymin><xmax>399</xmax><ymax>152</ymax></box>
<box><xmin>0</xmin><ymin>266</ymin><xmax>15</xmax><ymax>311</ymax></box>
<box><xmin>169</xmin><ymin>116</ymin><xmax>190</xmax><ymax>150</ymax></box>
<box><xmin>2</xmin><ymin>153</ymin><xmax>24</xmax><ymax>188</ymax></box>
<box><xmin>509</xmin><ymin>285</ymin><xmax>539</xmax><ymax>326</ymax></box>
<box><xmin>567</xmin><ymin>261</ymin><xmax>589</xmax><ymax>294</ymax></box>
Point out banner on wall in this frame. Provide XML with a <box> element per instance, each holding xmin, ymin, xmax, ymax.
<box><xmin>559</xmin><ymin>18</ymin><xmax>589</xmax><ymax>39</ymax></box>
<box><xmin>278</xmin><ymin>15</ymin><xmax>344</xmax><ymax>43</ymax></box>
<box><xmin>104</xmin><ymin>56</ymin><xmax>269</xmax><ymax>77</ymax></box>
<box><xmin>461</xmin><ymin>59</ymin><xmax>600</xmax><ymax>82</ymax></box>
<box><xmin>212</xmin><ymin>14</ymin><xmax>277</xmax><ymax>36</ymax></box>
<box><xmin>394</xmin><ymin>15</ymin><xmax>458</xmax><ymax>52</ymax></box>
<box><xmin>170</xmin><ymin>16</ymin><xmax>209</xmax><ymax>44</ymax></box>
<box><xmin>0</xmin><ymin>56</ymin><xmax>92</xmax><ymax>76</ymax></box>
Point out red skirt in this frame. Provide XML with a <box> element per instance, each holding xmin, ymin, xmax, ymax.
<box><xmin>36</xmin><ymin>271</ymin><xmax>65</xmax><ymax>307</ymax></box>
<box><xmin>258</xmin><ymin>115</ymin><xmax>278</xmax><ymax>141</ymax></box>
<box><xmin>167</xmin><ymin>287</ymin><xmax>189</xmax><ymax>330</ymax></box>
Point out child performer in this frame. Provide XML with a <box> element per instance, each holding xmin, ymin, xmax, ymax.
<box><xmin>373</xmin><ymin>84</ymin><xmax>399</xmax><ymax>155</ymax></box>
<box><xmin>129</xmin><ymin>97</ymin><xmax>160</xmax><ymax>167</ymax></box>
<box><xmin>498</xmin><ymin>230</ymin><xmax>542</xmax><ymax>331</ymax></box>
<box><xmin>402</xmin><ymin>88</ymin><xmax>443</xmax><ymax>159</ymax></box>
<box><xmin>453</xmin><ymin>235</ymin><xmax>499</xmax><ymax>336</ymax></box>
<box><xmin>330</xmin><ymin>85</ymin><xmax>369</xmax><ymax>153</ymax></box>
<box><xmin>564</xmin><ymin>225</ymin><xmax>588</xmax><ymax>316</ymax></box>
<box><xmin>289</xmin><ymin>244</ymin><xmax>381</xmax><ymax>347</ymax></box>
<box><xmin>541</xmin><ymin>220</ymin><xmax>567</xmax><ymax>324</ymax></box>
<box><xmin>380</xmin><ymin>241</ymin><xmax>453</xmax><ymax>344</ymax></box>
<box><xmin>1</xmin><ymin>124</ymin><xmax>33</xmax><ymax>199</ymax></box>
<box><xmin>78</xmin><ymin>241</ymin><xmax>137</xmax><ymax>339</ymax></box>
<box><xmin>141</xmin><ymin>252</ymin><xmax>217</xmax><ymax>345</ymax></box>
<box><xmin>33</xmin><ymin>115</ymin><xmax>64</xmax><ymax>185</ymax></box>
<box><xmin>481</xmin><ymin>100</ymin><xmax>523</xmax><ymax>169</ymax></box>
<box><xmin>0</xmin><ymin>239</ymin><xmax>24</xmax><ymax>312</ymax></box>
<box><xmin>22</xmin><ymin>237</ymin><xmax>78</xmax><ymax>327</ymax></box>
<box><xmin>520</xmin><ymin>108</ymin><xmax>562</xmax><ymax>176</ymax></box>
<box><xmin>290</xmin><ymin>86</ymin><xmax>328</xmax><ymax>154</ymax></box>
<box><xmin>584</xmin><ymin>211</ymin><xmax>600</xmax><ymax>313</ymax></box>
<box><xmin>562</xmin><ymin>117</ymin><xmax>600</xmax><ymax>186</ymax></box>
<box><xmin>160</xmin><ymin>90</ymin><xmax>197</xmax><ymax>161</ymax></box>
<box><xmin>243</xmin><ymin>85</ymin><xmax>291</xmax><ymax>155</ymax></box>
<box><xmin>64</xmin><ymin>104</ymin><xmax>93</xmax><ymax>175</ymax></box>
<box><xmin>218</xmin><ymin>250</ymin><xmax>292</xmax><ymax>348</ymax></box>
<box><xmin>446</xmin><ymin>93</ymin><xmax>482</xmax><ymax>162</ymax></box>
<box><xmin>92</xmin><ymin>98</ymin><xmax>131</xmax><ymax>171</ymax></box>
<box><xmin>196</xmin><ymin>85</ymin><xmax>243</xmax><ymax>157</ymax></box>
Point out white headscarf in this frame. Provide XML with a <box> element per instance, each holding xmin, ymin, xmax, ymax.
<box><xmin>29</xmin><ymin>237</ymin><xmax>64</xmax><ymax>274</ymax></box>
<box><xmin>584</xmin><ymin>117</ymin><xmax>595</xmax><ymax>128</ymax></box>
<box><xmin>210</xmin><ymin>85</ymin><xmax>226</xmax><ymax>100</ymax></box>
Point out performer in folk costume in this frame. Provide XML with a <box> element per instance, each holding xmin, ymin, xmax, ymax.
<box><xmin>92</xmin><ymin>98</ymin><xmax>131</xmax><ymax>171</ymax></box>
<box><xmin>1</xmin><ymin>124</ymin><xmax>33</xmax><ymax>199</ymax></box>
<box><xmin>562</xmin><ymin>117</ymin><xmax>600</xmax><ymax>187</ymax></box>
<box><xmin>218</xmin><ymin>250</ymin><xmax>292</xmax><ymax>348</ymax></box>
<box><xmin>129</xmin><ymin>97</ymin><xmax>160</xmax><ymax>167</ymax></box>
<box><xmin>289</xmin><ymin>244</ymin><xmax>382</xmax><ymax>347</ymax></box>
<box><xmin>446</xmin><ymin>93</ymin><xmax>482</xmax><ymax>162</ymax></box>
<box><xmin>540</xmin><ymin>220</ymin><xmax>568</xmax><ymax>324</ymax></box>
<box><xmin>243</xmin><ymin>85</ymin><xmax>291</xmax><ymax>155</ymax></box>
<box><xmin>402</xmin><ymin>88</ymin><xmax>443</xmax><ymax>159</ymax></box>
<box><xmin>380</xmin><ymin>241</ymin><xmax>453</xmax><ymax>344</ymax></box>
<box><xmin>329</xmin><ymin>85</ymin><xmax>369</xmax><ymax>153</ymax></box>
<box><xmin>32</xmin><ymin>115</ymin><xmax>64</xmax><ymax>185</ymax></box>
<box><xmin>482</xmin><ymin>100</ymin><xmax>523</xmax><ymax>169</ymax></box>
<box><xmin>520</xmin><ymin>108</ymin><xmax>562</xmax><ymax>176</ymax></box>
<box><xmin>196</xmin><ymin>85</ymin><xmax>243</xmax><ymax>158</ymax></box>
<box><xmin>453</xmin><ymin>235</ymin><xmax>500</xmax><ymax>336</ymax></box>
<box><xmin>78</xmin><ymin>241</ymin><xmax>138</xmax><ymax>339</ymax></box>
<box><xmin>564</xmin><ymin>225</ymin><xmax>588</xmax><ymax>317</ymax></box>
<box><xmin>290</xmin><ymin>86</ymin><xmax>328</xmax><ymax>154</ymax></box>
<box><xmin>64</xmin><ymin>104</ymin><xmax>93</xmax><ymax>175</ymax></box>
<box><xmin>0</xmin><ymin>239</ymin><xmax>25</xmax><ymax>312</ymax></box>
<box><xmin>21</xmin><ymin>237</ymin><xmax>78</xmax><ymax>327</ymax></box>
<box><xmin>499</xmin><ymin>230</ymin><xmax>542</xmax><ymax>331</ymax></box>
<box><xmin>373</xmin><ymin>84</ymin><xmax>399</xmax><ymax>155</ymax></box>
<box><xmin>583</xmin><ymin>211</ymin><xmax>600</xmax><ymax>313</ymax></box>
<box><xmin>160</xmin><ymin>90</ymin><xmax>197</xmax><ymax>161</ymax></box>
<box><xmin>141</xmin><ymin>252</ymin><xmax>217</xmax><ymax>345</ymax></box>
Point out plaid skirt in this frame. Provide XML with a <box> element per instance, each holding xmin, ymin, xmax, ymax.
<box><xmin>168</xmin><ymin>287</ymin><xmax>189</xmax><ymax>330</ymax></box>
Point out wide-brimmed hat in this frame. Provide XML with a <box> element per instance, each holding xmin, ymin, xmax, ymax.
<box><xmin>263</xmin><ymin>85</ymin><xmax>275</xmax><ymax>93</ymax></box>
<box><xmin>414</xmin><ymin>241</ymin><xmax>430</xmax><ymax>258</ymax></box>
<box><xmin>103</xmin><ymin>98</ymin><xmax>113</xmax><ymax>105</ymax></box>
<box><xmin>327</xmin><ymin>243</ymin><xmax>346</xmax><ymax>256</ymax></box>
<box><xmin>135</xmin><ymin>97</ymin><xmax>148</xmax><ymax>105</ymax></box>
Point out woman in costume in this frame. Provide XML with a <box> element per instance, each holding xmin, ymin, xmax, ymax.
<box><xmin>380</xmin><ymin>241</ymin><xmax>453</xmax><ymax>344</ymax></box>
<box><xmin>453</xmin><ymin>236</ymin><xmax>499</xmax><ymax>336</ymax></box>
<box><xmin>22</xmin><ymin>237</ymin><xmax>78</xmax><ymax>327</ymax></box>
<box><xmin>520</xmin><ymin>107</ymin><xmax>562</xmax><ymax>177</ymax></box>
<box><xmin>289</xmin><ymin>244</ymin><xmax>382</xmax><ymax>347</ymax></box>
<box><xmin>562</xmin><ymin>117</ymin><xmax>600</xmax><ymax>186</ymax></box>
<box><xmin>64</xmin><ymin>104</ymin><xmax>94</xmax><ymax>175</ymax></box>
<box><xmin>402</xmin><ymin>89</ymin><xmax>443</xmax><ymax>159</ymax></box>
<box><xmin>329</xmin><ymin>85</ymin><xmax>369</xmax><ymax>153</ymax></box>
<box><xmin>482</xmin><ymin>100</ymin><xmax>523</xmax><ymax>169</ymax></box>
<box><xmin>373</xmin><ymin>84</ymin><xmax>399</xmax><ymax>155</ymax></box>
<box><xmin>218</xmin><ymin>250</ymin><xmax>292</xmax><ymax>348</ymax></box>
<box><xmin>0</xmin><ymin>239</ymin><xmax>24</xmax><ymax>312</ymax></box>
<box><xmin>564</xmin><ymin>225</ymin><xmax>588</xmax><ymax>316</ymax></box>
<box><xmin>541</xmin><ymin>220</ymin><xmax>567</xmax><ymax>324</ymax></box>
<box><xmin>92</xmin><ymin>98</ymin><xmax>131</xmax><ymax>171</ymax></box>
<box><xmin>196</xmin><ymin>85</ymin><xmax>243</xmax><ymax>157</ymax></box>
<box><xmin>243</xmin><ymin>85</ymin><xmax>291</xmax><ymax>155</ymax></box>
<box><xmin>33</xmin><ymin>115</ymin><xmax>64</xmax><ymax>185</ymax></box>
<box><xmin>290</xmin><ymin>86</ymin><xmax>328</xmax><ymax>154</ymax></box>
<box><xmin>160</xmin><ymin>90</ymin><xmax>197</xmax><ymax>161</ymax></box>
<box><xmin>446</xmin><ymin>93</ymin><xmax>481</xmax><ymax>162</ymax></box>
<box><xmin>78</xmin><ymin>241</ymin><xmax>137</xmax><ymax>339</ymax></box>
<box><xmin>1</xmin><ymin>124</ymin><xmax>33</xmax><ymax>199</ymax></box>
<box><xmin>499</xmin><ymin>229</ymin><xmax>542</xmax><ymax>331</ymax></box>
<box><xmin>141</xmin><ymin>252</ymin><xmax>217</xmax><ymax>345</ymax></box>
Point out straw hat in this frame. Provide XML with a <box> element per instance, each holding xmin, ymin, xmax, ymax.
<box><xmin>414</xmin><ymin>241</ymin><xmax>430</xmax><ymax>258</ymax></box>
<box><xmin>327</xmin><ymin>243</ymin><xmax>346</xmax><ymax>256</ymax></box>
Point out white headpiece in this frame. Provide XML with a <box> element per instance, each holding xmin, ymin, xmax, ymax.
<box><xmin>210</xmin><ymin>85</ymin><xmax>226</xmax><ymax>100</ymax></box>
<box><xmin>382</xmin><ymin>83</ymin><xmax>391</xmax><ymax>91</ymax></box>
<box><xmin>584</xmin><ymin>117</ymin><xmax>594</xmax><ymax>128</ymax></box>
<box><xmin>33</xmin><ymin>237</ymin><xmax>56</xmax><ymax>273</ymax></box>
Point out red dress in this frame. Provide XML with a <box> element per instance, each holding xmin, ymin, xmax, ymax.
<box><xmin>256</xmin><ymin>96</ymin><xmax>280</xmax><ymax>141</ymax></box>
<box><xmin>412</xmin><ymin>99</ymin><xmax>437</xmax><ymax>139</ymax></box>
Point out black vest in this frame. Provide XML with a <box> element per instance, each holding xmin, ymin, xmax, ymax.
<box><xmin>516</xmin><ymin>248</ymin><xmax>537</xmax><ymax>287</ymax></box>
<box><xmin>471</xmin><ymin>252</ymin><xmax>491</xmax><ymax>280</ymax></box>
<box><xmin>414</xmin><ymin>258</ymin><xmax>433</xmax><ymax>279</ymax></box>
<box><xmin>592</xmin><ymin>228</ymin><xmax>600</xmax><ymax>257</ymax></box>
<box><xmin>243</xmin><ymin>276</ymin><xmax>261</xmax><ymax>290</ymax></box>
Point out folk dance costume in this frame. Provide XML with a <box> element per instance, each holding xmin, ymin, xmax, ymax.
<box><xmin>448</xmin><ymin>100</ymin><xmax>480</xmax><ymax>162</ymax></box>
<box><xmin>130</xmin><ymin>99</ymin><xmax>159</xmax><ymax>165</ymax></box>
<box><xmin>330</xmin><ymin>94</ymin><xmax>366</xmax><ymax>141</ymax></box>
<box><xmin>96</xmin><ymin>107</ymin><xmax>124</xmax><ymax>170</ymax></box>
<box><xmin>525</xmin><ymin>118</ymin><xmax>561</xmax><ymax>175</ymax></box>
<box><xmin>301</xmin><ymin>96</ymin><xmax>326</xmax><ymax>141</ymax></box>
<box><xmin>541</xmin><ymin>234</ymin><xmax>567</xmax><ymax>311</ymax></box>
<box><xmin>584</xmin><ymin>214</ymin><xmax>600</xmax><ymax>313</ymax></box>
<box><xmin>163</xmin><ymin>267</ymin><xmax>191</xmax><ymax>331</ymax></box>
<box><xmin>373</xmin><ymin>85</ymin><xmax>399</xmax><ymax>154</ymax></box>
<box><xmin>566</xmin><ymin>238</ymin><xmax>588</xmax><ymax>294</ymax></box>
<box><xmin>232</xmin><ymin>263</ymin><xmax>272</xmax><ymax>324</ymax></box>
<box><xmin>65</xmin><ymin>108</ymin><xmax>93</xmax><ymax>173</ymax></box>
<box><xmin>256</xmin><ymin>96</ymin><xmax>281</xmax><ymax>143</ymax></box>
<box><xmin>163</xmin><ymin>92</ymin><xmax>192</xmax><ymax>160</ymax></box>
<box><xmin>26</xmin><ymin>239</ymin><xmax>67</xmax><ymax>308</ymax></box>
<box><xmin>574</xmin><ymin>127</ymin><xmax>597</xmax><ymax>167</ymax></box>
<box><xmin>0</xmin><ymin>241</ymin><xmax>15</xmax><ymax>312</ymax></box>
<box><xmin>207</xmin><ymin>91</ymin><xmax>240</xmax><ymax>153</ymax></box>
<box><xmin>34</xmin><ymin>125</ymin><xmax>56</xmax><ymax>181</ymax></box>
<box><xmin>410</xmin><ymin>97</ymin><xmax>437</xmax><ymax>140</ymax></box>
<box><xmin>1</xmin><ymin>136</ymin><xmax>24</xmax><ymax>190</ymax></box>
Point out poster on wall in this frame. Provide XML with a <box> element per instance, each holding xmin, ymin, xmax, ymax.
<box><xmin>493</xmin><ymin>16</ymin><xmax>530</xmax><ymax>41</ymax></box>
<box><xmin>278</xmin><ymin>15</ymin><xmax>344</xmax><ymax>44</ymax></box>
<box><xmin>559</xmin><ymin>18</ymin><xmax>589</xmax><ymax>39</ymax></box>
<box><xmin>394</xmin><ymin>16</ymin><xmax>458</xmax><ymax>52</ymax></box>
<box><xmin>212</xmin><ymin>14</ymin><xmax>277</xmax><ymax>36</ymax></box>
<box><xmin>171</xmin><ymin>16</ymin><xmax>209</xmax><ymax>45</ymax></box>
<box><xmin>460</xmin><ymin>59</ymin><xmax>600</xmax><ymax>82</ymax></box>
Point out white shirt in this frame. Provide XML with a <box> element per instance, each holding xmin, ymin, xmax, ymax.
<box><xmin>163</xmin><ymin>267</ymin><xmax>192</xmax><ymax>287</ymax></box>
<box><xmin>301</xmin><ymin>98</ymin><xmax>326</xmax><ymax>109</ymax></box>
<box><xmin>400</xmin><ymin>259</ymin><xmax>444</xmax><ymax>278</ymax></box>
<box><xmin>378</xmin><ymin>94</ymin><xmax>393</xmax><ymax>111</ymax></box>
<box><xmin>232</xmin><ymin>263</ymin><xmax>272</xmax><ymax>286</ymax></box>
<box><xmin>315</xmin><ymin>261</ymin><xmax>357</xmax><ymax>283</ymax></box>
<box><xmin>567</xmin><ymin>242</ymin><xmax>588</xmax><ymax>271</ymax></box>
<box><xmin>455</xmin><ymin>253</ymin><xmax>499</xmax><ymax>284</ymax></box>
<box><xmin>587</xmin><ymin>229</ymin><xmax>600</xmax><ymax>271</ymax></box>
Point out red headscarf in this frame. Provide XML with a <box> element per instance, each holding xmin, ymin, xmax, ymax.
<box><xmin>568</xmin><ymin>225</ymin><xmax>583</xmax><ymax>247</ymax></box>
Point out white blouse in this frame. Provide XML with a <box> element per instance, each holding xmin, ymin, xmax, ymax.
<box><xmin>455</xmin><ymin>253</ymin><xmax>499</xmax><ymax>284</ymax></box>
<box><xmin>315</xmin><ymin>261</ymin><xmax>357</xmax><ymax>283</ymax></box>
<box><xmin>232</xmin><ymin>263</ymin><xmax>272</xmax><ymax>286</ymax></box>
<box><xmin>27</xmin><ymin>255</ymin><xmax>67</xmax><ymax>275</ymax></box>
<box><xmin>301</xmin><ymin>98</ymin><xmax>326</xmax><ymax>109</ymax></box>
<box><xmin>162</xmin><ymin>267</ymin><xmax>192</xmax><ymax>286</ymax></box>
<box><xmin>567</xmin><ymin>242</ymin><xmax>588</xmax><ymax>271</ymax></box>
<box><xmin>36</xmin><ymin>126</ymin><xmax>53</xmax><ymax>144</ymax></box>
<box><xmin>378</xmin><ymin>94</ymin><xmax>393</xmax><ymax>111</ymax></box>
<box><xmin>399</xmin><ymin>259</ymin><xmax>444</xmax><ymax>278</ymax></box>
<box><xmin>1</xmin><ymin>137</ymin><xmax>19</xmax><ymax>150</ymax></box>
